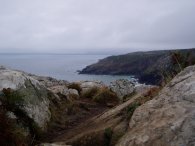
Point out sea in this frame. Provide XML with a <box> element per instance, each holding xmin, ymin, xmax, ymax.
<box><xmin>0</xmin><ymin>54</ymin><xmax>134</xmax><ymax>84</ymax></box>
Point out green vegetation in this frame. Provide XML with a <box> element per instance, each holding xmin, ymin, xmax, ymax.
<box><xmin>126</xmin><ymin>102</ymin><xmax>141</xmax><ymax>120</ymax></box>
<box><xmin>104</xmin><ymin>127</ymin><xmax>113</xmax><ymax>146</ymax></box>
<box><xmin>2</xmin><ymin>88</ymin><xmax>24</xmax><ymax>107</ymax></box>
<box><xmin>125</xmin><ymin>87</ymin><xmax>160</xmax><ymax>120</ymax></box>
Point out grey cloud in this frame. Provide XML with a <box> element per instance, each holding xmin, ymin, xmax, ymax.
<box><xmin>0</xmin><ymin>0</ymin><xmax>194</xmax><ymax>53</ymax></box>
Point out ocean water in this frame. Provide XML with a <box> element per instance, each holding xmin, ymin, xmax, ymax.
<box><xmin>0</xmin><ymin>54</ymin><xmax>133</xmax><ymax>84</ymax></box>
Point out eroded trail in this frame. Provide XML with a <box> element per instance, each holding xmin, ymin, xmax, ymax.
<box><xmin>49</xmin><ymin>93</ymin><xmax>142</xmax><ymax>145</ymax></box>
<box><xmin>39</xmin><ymin>97</ymin><xmax>108</xmax><ymax>143</ymax></box>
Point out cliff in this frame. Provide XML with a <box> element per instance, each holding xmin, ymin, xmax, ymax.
<box><xmin>79</xmin><ymin>48</ymin><xmax>195</xmax><ymax>85</ymax></box>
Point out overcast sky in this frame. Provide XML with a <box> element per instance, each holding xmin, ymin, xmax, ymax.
<box><xmin>0</xmin><ymin>0</ymin><xmax>195</xmax><ymax>54</ymax></box>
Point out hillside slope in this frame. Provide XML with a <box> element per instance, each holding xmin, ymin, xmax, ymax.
<box><xmin>116</xmin><ymin>65</ymin><xmax>195</xmax><ymax>146</ymax></box>
<box><xmin>48</xmin><ymin>86</ymin><xmax>156</xmax><ymax>146</ymax></box>
<box><xmin>80</xmin><ymin>49</ymin><xmax>195</xmax><ymax>85</ymax></box>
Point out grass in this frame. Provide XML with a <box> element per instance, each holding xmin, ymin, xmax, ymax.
<box><xmin>81</xmin><ymin>87</ymin><xmax>119</xmax><ymax>105</ymax></box>
<box><xmin>0</xmin><ymin>106</ymin><xmax>28</xmax><ymax>146</ymax></box>
<box><xmin>81</xmin><ymin>87</ymin><xmax>99</xmax><ymax>98</ymax></box>
<box><xmin>126</xmin><ymin>87</ymin><xmax>160</xmax><ymax>120</ymax></box>
<box><xmin>126</xmin><ymin>102</ymin><xmax>141</xmax><ymax>120</ymax></box>
<box><xmin>68</xmin><ymin>83</ymin><xmax>82</xmax><ymax>94</ymax></box>
<box><xmin>104</xmin><ymin>127</ymin><xmax>113</xmax><ymax>146</ymax></box>
<box><xmin>92</xmin><ymin>87</ymin><xmax>118</xmax><ymax>104</ymax></box>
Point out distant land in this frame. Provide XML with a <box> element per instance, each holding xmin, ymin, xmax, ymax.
<box><xmin>79</xmin><ymin>48</ymin><xmax>195</xmax><ymax>85</ymax></box>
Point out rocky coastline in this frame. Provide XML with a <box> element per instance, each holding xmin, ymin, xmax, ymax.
<box><xmin>79</xmin><ymin>48</ymin><xmax>195</xmax><ymax>85</ymax></box>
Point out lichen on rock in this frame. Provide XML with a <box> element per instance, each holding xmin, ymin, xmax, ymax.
<box><xmin>109</xmin><ymin>79</ymin><xmax>135</xmax><ymax>100</ymax></box>
<box><xmin>0</xmin><ymin>67</ymin><xmax>52</xmax><ymax>129</ymax></box>
<box><xmin>116</xmin><ymin>65</ymin><xmax>195</xmax><ymax>146</ymax></box>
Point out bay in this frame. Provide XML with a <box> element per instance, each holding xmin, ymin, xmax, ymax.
<box><xmin>0</xmin><ymin>54</ymin><xmax>133</xmax><ymax>84</ymax></box>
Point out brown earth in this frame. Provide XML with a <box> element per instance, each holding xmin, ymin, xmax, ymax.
<box><xmin>44</xmin><ymin>90</ymin><xmax>153</xmax><ymax>146</ymax></box>
<box><xmin>38</xmin><ymin>97</ymin><xmax>109</xmax><ymax>144</ymax></box>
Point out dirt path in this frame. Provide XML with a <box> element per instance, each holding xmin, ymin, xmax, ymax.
<box><xmin>40</xmin><ymin>98</ymin><xmax>108</xmax><ymax>143</ymax></box>
<box><xmin>51</xmin><ymin>93</ymin><xmax>141</xmax><ymax>144</ymax></box>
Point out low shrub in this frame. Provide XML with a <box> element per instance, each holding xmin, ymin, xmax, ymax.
<box><xmin>126</xmin><ymin>87</ymin><xmax>160</xmax><ymax>120</ymax></box>
<box><xmin>0</xmin><ymin>107</ymin><xmax>28</xmax><ymax>146</ymax></box>
<box><xmin>92</xmin><ymin>87</ymin><xmax>118</xmax><ymax>104</ymax></box>
<box><xmin>81</xmin><ymin>87</ymin><xmax>99</xmax><ymax>98</ymax></box>
<box><xmin>68</xmin><ymin>83</ymin><xmax>82</xmax><ymax>94</ymax></box>
<box><xmin>2</xmin><ymin>88</ymin><xmax>24</xmax><ymax>107</ymax></box>
<box><xmin>126</xmin><ymin>102</ymin><xmax>141</xmax><ymax>120</ymax></box>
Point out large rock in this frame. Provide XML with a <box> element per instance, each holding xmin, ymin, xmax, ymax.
<box><xmin>28</xmin><ymin>74</ymin><xmax>69</xmax><ymax>88</ymax></box>
<box><xmin>0</xmin><ymin>66</ymin><xmax>40</xmax><ymax>90</ymax></box>
<box><xmin>49</xmin><ymin>85</ymin><xmax>68</xmax><ymax>95</ymax></box>
<box><xmin>68</xmin><ymin>89</ymin><xmax>79</xmax><ymax>96</ymax></box>
<box><xmin>49</xmin><ymin>85</ymin><xmax>79</xmax><ymax>100</ymax></box>
<box><xmin>109</xmin><ymin>79</ymin><xmax>135</xmax><ymax>100</ymax></box>
<box><xmin>116</xmin><ymin>65</ymin><xmax>195</xmax><ymax>146</ymax></box>
<box><xmin>79</xmin><ymin>81</ymin><xmax>105</xmax><ymax>93</ymax></box>
<box><xmin>0</xmin><ymin>66</ymin><xmax>52</xmax><ymax>129</ymax></box>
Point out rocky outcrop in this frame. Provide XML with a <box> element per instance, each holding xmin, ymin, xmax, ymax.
<box><xmin>48</xmin><ymin>85</ymin><xmax>68</xmax><ymax>95</ymax></box>
<box><xmin>28</xmin><ymin>74</ymin><xmax>69</xmax><ymax>88</ymax></box>
<box><xmin>68</xmin><ymin>89</ymin><xmax>79</xmax><ymax>97</ymax></box>
<box><xmin>109</xmin><ymin>79</ymin><xmax>135</xmax><ymax>100</ymax></box>
<box><xmin>116</xmin><ymin>65</ymin><xmax>195</xmax><ymax>146</ymax></box>
<box><xmin>79</xmin><ymin>80</ymin><xmax>105</xmax><ymax>93</ymax></box>
<box><xmin>48</xmin><ymin>85</ymin><xmax>79</xmax><ymax>101</ymax></box>
<box><xmin>0</xmin><ymin>66</ymin><xmax>52</xmax><ymax>129</ymax></box>
<box><xmin>0</xmin><ymin>66</ymin><xmax>40</xmax><ymax>91</ymax></box>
